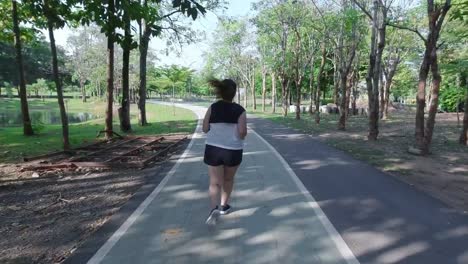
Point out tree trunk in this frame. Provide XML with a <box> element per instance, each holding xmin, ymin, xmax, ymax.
<box><xmin>460</xmin><ymin>87</ymin><xmax>468</xmax><ymax>145</ymax></box>
<box><xmin>237</xmin><ymin>76</ymin><xmax>241</xmax><ymax>104</ymax></box>
<box><xmin>422</xmin><ymin>51</ymin><xmax>441</xmax><ymax>154</ymax></box>
<box><xmin>12</xmin><ymin>0</ymin><xmax>33</xmax><ymax>136</ymax></box>
<box><xmin>271</xmin><ymin>72</ymin><xmax>276</xmax><ymax>114</ymax></box>
<box><xmin>382</xmin><ymin>79</ymin><xmax>391</xmax><ymax>120</ymax></box>
<box><xmin>280</xmin><ymin>76</ymin><xmax>289</xmax><ymax>117</ymax></box>
<box><xmin>105</xmin><ymin>0</ymin><xmax>115</xmax><ymax>139</ymax></box>
<box><xmin>80</xmin><ymin>79</ymin><xmax>87</xmax><ymax>103</ymax></box>
<box><xmin>120</xmin><ymin>7</ymin><xmax>132</xmax><ymax>132</ymax></box>
<box><xmin>368</xmin><ymin>0</ymin><xmax>386</xmax><ymax>141</ymax></box>
<box><xmin>309</xmin><ymin>63</ymin><xmax>315</xmax><ymax>115</ymax></box>
<box><xmin>243</xmin><ymin>80</ymin><xmax>248</xmax><ymax>108</ymax></box>
<box><xmin>459</xmin><ymin>73</ymin><xmax>468</xmax><ymax>145</ymax></box>
<box><xmin>333</xmin><ymin>55</ymin><xmax>339</xmax><ymax>105</ymax></box>
<box><xmin>262</xmin><ymin>66</ymin><xmax>266</xmax><ymax>112</ymax></box>
<box><xmin>338</xmin><ymin>71</ymin><xmax>349</xmax><ymax>130</ymax></box>
<box><xmin>46</xmin><ymin>11</ymin><xmax>69</xmax><ymax>150</ymax></box>
<box><xmin>138</xmin><ymin>22</ymin><xmax>149</xmax><ymax>126</ymax></box>
<box><xmin>315</xmin><ymin>42</ymin><xmax>327</xmax><ymax>124</ymax></box>
<box><xmin>415</xmin><ymin>52</ymin><xmax>430</xmax><ymax>149</ymax></box>
<box><xmin>414</xmin><ymin>0</ymin><xmax>451</xmax><ymax>154</ymax></box>
<box><xmin>379</xmin><ymin>73</ymin><xmax>385</xmax><ymax>119</ymax></box>
<box><xmin>295</xmin><ymin>77</ymin><xmax>302</xmax><ymax>120</ymax></box>
<box><xmin>251</xmin><ymin>70</ymin><xmax>256</xmax><ymax>110</ymax></box>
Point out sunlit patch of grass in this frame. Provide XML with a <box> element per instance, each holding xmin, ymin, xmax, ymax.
<box><xmin>0</xmin><ymin>102</ymin><xmax>196</xmax><ymax>163</ymax></box>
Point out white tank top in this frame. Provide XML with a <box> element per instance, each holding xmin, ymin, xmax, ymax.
<box><xmin>205</xmin><ymin>101</ymin><xmax>245</xmax><ymax>150</ymax></box>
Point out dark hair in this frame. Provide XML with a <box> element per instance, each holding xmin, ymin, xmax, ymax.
<box><xmin>209</xmin><ymin>78</ymin><xmax>237</xmax><ymax>102</ymax></box>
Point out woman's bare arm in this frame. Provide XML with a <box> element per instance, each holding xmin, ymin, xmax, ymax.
<box><xmin>202</xmin><ymin>107</ymin><xmax>211</xmax><ymax>133</ymax></box>
<box><xmin>238</xmin><ymin>111</ymin><xmax>247</xmax><ymax>139</ymax></box>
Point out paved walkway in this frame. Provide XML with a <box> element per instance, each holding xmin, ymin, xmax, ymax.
<box><xmin>80</xmin><ymin>103</ymin><xmax>468</xmax><ymax>264</ymax></box>
<box><xmin>85</xmin><ymin>104</ymin><xmax>358</xmax><ymax>264</ymax></box>
<box><xmin>249</xmin><ymin>115</ymin><xmax>468</xmax><ymax>264</ymax></box>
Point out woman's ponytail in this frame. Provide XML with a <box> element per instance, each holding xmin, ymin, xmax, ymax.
<box><xmin>208</xmin><ymin>78</ymin><xmax>237</xmax><ymax>102</ymax></box>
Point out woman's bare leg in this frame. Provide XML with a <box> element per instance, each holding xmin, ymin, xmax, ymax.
<box><xmin>221</xmin><ymin>165</ymin><xmax>239</xmax><ymax>205</ymax></box>
<box><xmin>208</xmin><ymin>165</ymin><xmax>224</xmax><ymax>209</ymax></box>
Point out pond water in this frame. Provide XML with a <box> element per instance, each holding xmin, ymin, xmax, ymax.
<box><xmin>0</xmin><ymin>110</ymin><xmax>100</xmax><ymax>127</ymax></box>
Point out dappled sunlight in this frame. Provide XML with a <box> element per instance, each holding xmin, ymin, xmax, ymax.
<box><xmin>376</xmin><ymin>241</ymin><xmax>429</xmax><ymax>263</ymax></box>
<box><xmin>243</xmin><ymin>150</ymin><xmax>270</xmax><ymax>156</ymax></box>
<box><xmin>294</xmin><ymin>157</ymin><xmax>351</xmax><ymax>170</ymax></box>
<box><xmin>345</xmin><ymin>230</ymin><xmax>399</xmax><ymax>257</ymax></box>
<box><xmin>172</xmin><ymin>189</ymin><xmax>206</xmax><ymax>201</ymax></box>
<box><xmin>214</xmin><ymin>228</ymin><xmax>247</xmax><ymax>240</ymax></box>
<box><xmin>435</xmin><ymin>226</ymin><xmax>468</xmax><ymax>240</ymax></box>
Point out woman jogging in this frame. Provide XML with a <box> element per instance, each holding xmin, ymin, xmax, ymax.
<box><xmin>202</xmin><ymin>79</ymin><xmax>247</xmax><ymax>225</ymax></box>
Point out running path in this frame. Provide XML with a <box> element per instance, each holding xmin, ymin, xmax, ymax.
<box><xmin>249</xmin><ymin>116</ymin><xmax>468</xmax><ymax>264</ymax></box>
<box><xmin>84</xmin><ymin>104</ymin><xmax>358</xmax><ymax>264</ymax></box>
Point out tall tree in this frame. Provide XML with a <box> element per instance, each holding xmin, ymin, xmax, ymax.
<box><xmin>289</xmin><ymin>1</ymin><xmax>317</xmax><ymax>120</ymax></box>
<box><xmin>11</xmin><ymin>0</ymin><xmax>33</xmax><ymax>136</ymax></box>
<box><xmin>380</xmin><ymin>28</ymin><xmax>411</xmax><ymax>119</ymax></box>
<box><xmin>460</xmin><ymin>73</ymin><xmax>468</xmax><ymax>145</ymax></box>
<box><xmin>77</xmin><ymin>0</ymin><xmax>119</xmax><ymax>139</ymax></box>
<box><xmin>450</xmin><ymin>0</ymin><xmax>468</xmax><ymax>145</ymax></box>
<box><xmin>119</xmin><ymin>0</ymin><xmax>135</xmax><ymax>132</ymax></box>
<box><xmin>337</xmin><ymin>1</ymin><xmax>360</xmax><ymax>131</ymax></box>
<box><xmin>138</xmin><ymin>0</ymin><xmax>215</xmax><ymax>126</ymax></box>
<box><xmin>67</xmin><ymin>28</ymin><xmax>94</xmax><ymax>103</ymax></box>
<box><xmin>352</xmin><ymin>0</ymin><xmax>393</xmax><ymax>140</ymax></box>
<box><xmin>26</xmin><ymin>0</ymin><xmax>72</xmax><ymax>148</ymax></box>
<box><xmin>392</xmin><ymin>0</ymin><xmax>452</xmax><ymax>154</ymax></box>
<box><xmin>271</xmin><ymin>71</ymin><xmax>277</xmax><ymax>113</ymax></box>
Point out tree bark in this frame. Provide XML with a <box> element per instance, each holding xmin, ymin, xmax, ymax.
<box><xmin>460</xmin><ymin>87</ymin><xmax>468</xmax><ymax>145</ymax></box>
<box><xmin>379</xmin><ymin>72</ymin><xmax>385</xmax><ymax>118</ymax></box>
<box><xmin>309</xmin><ymin>62</ymin><xmax>315</xmax><ymax>115</ymax></box>
<box><xmin>45</xmin><ymin>7</ymin><xmax>69</xmax><ymax>150</ymax></box>
<box><xmin>12</xmin><ymin>0</ymin><xmax>33</xmax><ymax>136</ymax></box>
<box><xmin>120</xmin><ymin>6</ymin><xmax>132</xmax><ymax>132</ymax></box>
<box><xmin>80</xmin><ymin>79</ymin><xmax>86</xmax><ymax>103</ymax></box>
<box><xmin>271</xmin><ymin>72</ymin><xmax>276</xmax><ymax>114</ymax></box>
<box><xmin>251</xmin><ymin>67</ymin><xmax>256</xmax><ymax>111</ymax></box>
<box><xmin>243</xmin><ymin>80</ymin><xmax>248</xmax><ymax>108</ymax></box>
<box><xmin>315</xmin><ymin>43</ymin><xmax>327</xmax><ymax>124</ymax></box>
<box><xmin>295</xmin><ymin>76</ymin><xmax>303</xmax><ymax>120</ymax></box>
<box><xmin>262</xmin><ymin>65</ymin><xmax>267</xmax><ymax>112</ymax></box>
<box><xmin>414</xmin><ymin>0</ymin><xmax>451</xmax><ymax>154</ymax></box>
<box><xmin>423</xmin><ymin>50</ymin><xmax>441</xmax><ymax>153</ymax></box>
<box><xmin>367</xmin><ymin>0</ymin><xmax>386</xmax><ymax>141</ymax></box>
<box><xmin>280</xmin><ymin>75</ymin><xmax>289</xmax><ymax>117</ymax></box>
<box><xmin>415</xmin><ymin>52</ymin><xmax>430</xmax><ymax>149</ymax></box>
<box><xmin>459</xmin><ymin>73</ymin><xmax>468</xmax><ymax>145</ymax></box>
<box><xmin>138</xmin><ymin>30</ymin><xmax>149</xmax><ymax>126</ymax></box>
<box><xmin>105</xmin><ymin>0</ymin><xmax>115</xmax><ymax>139</ymax></box>
<box><xmin>382</xmin><ymin>76</ymin><xmax>392</xmax><ymax>120</ymax></box>
<box><xmin>382</xmin><ymin>57</ymin><xmax>400</xmax><ymax>120</ymax></box>
<box><xmin>338</xmin><ymin>70</ymin><xmax>350</xmax><ymax>130</ymax></box>
<box><xmin>333</xmin><ymin>52</ymin><xmax>339</xmax><ymax>105</ymax></box>
<box><xmin>236</xmin><ymin>76</ymin><xmax>241</xmax><ymax>104</ymax></box>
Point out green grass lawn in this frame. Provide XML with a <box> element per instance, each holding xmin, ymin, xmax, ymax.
<box><xmin>0</xmin><ymin>99</ymin><xmax>197</xmax><ymax>163</ymax></box>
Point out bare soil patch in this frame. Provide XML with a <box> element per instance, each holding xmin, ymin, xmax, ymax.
<box><xmin>0</xmin><ymin>134</ymin><xmax>189</xmax><ymax>264</ymax></box>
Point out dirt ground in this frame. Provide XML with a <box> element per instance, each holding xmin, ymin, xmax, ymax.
<box><xmin>0</xmin><ymin>141</ymin><xmax>187</xmax><ymax>264</ymax></box>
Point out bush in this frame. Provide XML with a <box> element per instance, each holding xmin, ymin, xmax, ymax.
<box><xmin>322</xmin><ymin>98</ymin><xmax>335</xmax><ymax>105</ymax></box>
<box><xmin>439</xmin><ymin>86</ymin><xmax>465</xmax><ymax>112</ymax></box>
<box><xmin>32</xmin><ymin>120</ymin><xmax>46</xmax><ymax>134</ymax></box>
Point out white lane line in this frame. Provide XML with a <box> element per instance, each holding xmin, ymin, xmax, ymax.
<box><xmin>86</xmin><ymin>109</ymin><xmax>203</xmax><ymax>264</ymax></box>
<box><xmin>250</xmin><ymin>129</ymin><xmax>360</xmax><ymax>264</ymax></box>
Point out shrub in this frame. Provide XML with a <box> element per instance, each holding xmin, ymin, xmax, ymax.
<box><xmin>439</xmin><ymin>86</ymin><xmax>465</xmax><ymax>112</ymax></box>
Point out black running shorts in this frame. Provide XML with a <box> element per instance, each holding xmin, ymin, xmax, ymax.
<box><xmin>204</xmin><ymin>144</ymin><xmax>243</xmax><ymax>167</ymax></box>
